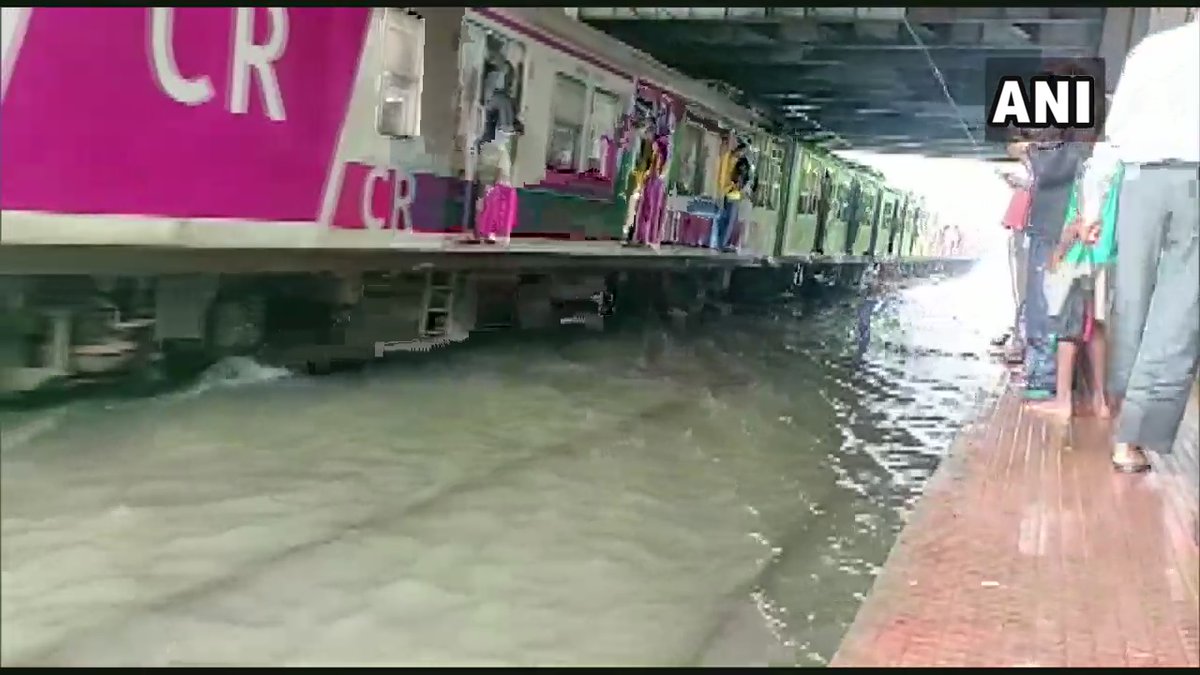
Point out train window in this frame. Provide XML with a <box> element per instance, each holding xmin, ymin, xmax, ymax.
<box><xmin>377</xmin><ymin>9</ymin><xmax>425</xmax><ymax>139</ymax></box>
<box><xmin>585</xmin><ymin>88</ymin><xmax>621</xmax><ymax>176</ymax></box>
<box><xmin>546</xmin><ymin>74</ymin><xmax>588</xmax><ymax>172</ymax></box>
<box><xmin>673</xmin><ymin>122</ymin><xmax>705</xmax><ymax>196</ymax></box>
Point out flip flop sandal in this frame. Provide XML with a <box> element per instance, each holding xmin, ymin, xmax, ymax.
<box><xmin>1112</xmin><ymin>459</ymin><xmax>1152</xmax><ymax>474</ymax></box>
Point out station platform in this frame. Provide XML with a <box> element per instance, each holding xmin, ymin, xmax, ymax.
<box><xmin>832</xmin><ymin>379</ymin><xmax>1200</xmax><ymax>667</ymax></box>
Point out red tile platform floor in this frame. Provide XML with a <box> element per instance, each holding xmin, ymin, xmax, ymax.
<box><xmin>832</xmin><ymin>381</ymin><xmax>1200</xmax><ymax>667</ymax></box>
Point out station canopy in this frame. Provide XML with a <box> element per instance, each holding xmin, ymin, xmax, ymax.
<box><xmin>581</xmin><ymin>7</ymin><xmax>1106</xmax><ymax>158</ymax></box>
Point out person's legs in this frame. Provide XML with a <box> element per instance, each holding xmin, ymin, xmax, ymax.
<box><xmin>1030</xmin><ymin>274</ymin><xmax>1087</xmax><ymax>420</ymax></box>
<box><xmin>713</xmin><ymin>198</ymin><xmax>734</xmax><ymax>250</ymax></box>
<box><xmin>624</xmin><ymin>188</ymin><xmax>642</xmax><ymax>244</ymax></box>
<box><xmin>1108</xmin><ymin>170</ymin><xmax>1169</xmax><ymax>405</ymax></box>
<box><xmin>720</xmin><ymin>199</ymin><xmax>740</xmax><ymax>250</ymax></box>
<box><xmin>814</xmin><ymin>210</ymin><xmax>829</xmax><ymax>254</ymax></box>
<box><xmin>1114</xmin><ymin>167</ymin><xmax>1200</xmax><ymax>468</ymax></box>
<box><xmin>1029</xmin><ymin>339</ymin><xmax>1078</xmax><ymax>421</ymax></box>
<box><xmin>1013</xmin><ymin>232</ymin><xmax>1028</xmax><ymax>340</ymax></box>
<box><xmin>1023</xmin><ymin>236</ymin><xmax>1056</xmax><ymax>396</ymax></box>
<box><xmin>1000</xmin><ymin>232</ymin><xmax>1029</xmax><ymax>360</ymax></box>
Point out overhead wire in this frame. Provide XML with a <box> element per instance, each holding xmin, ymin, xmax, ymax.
<box><xmin>900</xmin><ymin>15</ymin><xmax>982</xmax><ymax>151</ymax></box>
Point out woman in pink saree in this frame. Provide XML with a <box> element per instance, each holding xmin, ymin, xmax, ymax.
<box><xmin>475</xmin><ymin>141</ymin><xmax>518</xmax><ymax>244</ymax></box>
<box><xmin>633</xmin><ymin>130</ymin><xmax>671</xmax><ymax>247</ymax></box>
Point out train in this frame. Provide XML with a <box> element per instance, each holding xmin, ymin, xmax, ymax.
<box><xmin>0</xmin><ymin>7</ymin><xmax>950</xmax><ymax>393</ymax></box>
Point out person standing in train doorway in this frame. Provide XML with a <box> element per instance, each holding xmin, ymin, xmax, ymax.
<box><xmin>842</xmin><ymin>178</ymin><xmax>864</xmax><ymax>255</ymax></box>
<box><xmin>1073</xmin><ymin>15</ymin><xmax>1199</xmax><ymax>473</ymax></box>
<box><xmin>712</xmin><ymin>137</ymin><xmax>751</xmax><ymax>252</ymax></box>
<box><xmin>465</xmin><ymin>34</ymin><xmax>524</xmax><ymax>244</ymax></box>
<box><xmin>813</xmin><ymin>169</ymin><xmax>834</xmax><ymax>255</ymax></box>
<box><xmin>478</xmin><ymin>34</ymin><xmax>524</xmax><ymax>147</ymax></box>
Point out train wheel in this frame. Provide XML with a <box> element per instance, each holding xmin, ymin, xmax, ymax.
<box><xmin>207</xmin><ymin>294</ymin><xmax>265</xmax><ymax>358</ymax></box>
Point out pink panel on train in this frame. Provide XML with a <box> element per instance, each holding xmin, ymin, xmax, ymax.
<box><xmin>0</xmin><ymin>8</ymin><xmax>370</xmax><ymax>221</ymax></box>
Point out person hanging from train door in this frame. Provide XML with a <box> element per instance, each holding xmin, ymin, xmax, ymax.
<box><xmin>623</xmin><ymin>98</ymin><xmax>655</xmax><ymax>245</ymax></box>
<box><xmin>633</xmin><ymin>99</ymin><xmax>675</xmax><ymax>247</ymax></box>
<box><xmin>864</xmin><ymin>195</ymin><xmax>886</xmax><ymax>257</ymax></box>
<box><xmin>842</xmin><ymin>177</ymin><xmax>864</xmax><ymax>255</ymax></box>
<box><xmin>477</xmin><ymin>34</ymin><xmax>524</xmax><ymax>148</ymax></box>
<box><xmin>712</xmin><ymin>136</ymin><xmax>752</xmax><ymax>252</ymax></box>
<box><xmin>812</xmin><ymin>169</ymin><xmax>834</xmax><ymax>255</ymax></box>
<box><xmin>466</xmin><ymin>33</ymin><xmax>525</xmax><ymax>244</ymax></box>
<box><xmin>885</xmin><ymin>197</ymin><xmax>904</xmax><ymax>256</ymax></box>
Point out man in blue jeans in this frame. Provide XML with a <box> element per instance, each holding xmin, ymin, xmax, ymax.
<box><xmin>712</xmin><ymin>139</ymin><xmax>752</xmax><ymax>252</ymax></box>
<box><xmin>1022</xmin><ymin>131</ymin><xmax>1091</xmax><ymax>398</ymax></box>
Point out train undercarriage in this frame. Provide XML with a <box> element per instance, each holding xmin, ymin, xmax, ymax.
<box><xmin>0</xmin><ymin>254</ymin><xmax>749</xmax><ymax>397</ymax></box>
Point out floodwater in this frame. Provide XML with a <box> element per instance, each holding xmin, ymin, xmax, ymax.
<box><xmin>0</xmin><ymin>255</ymin><xmax>1012</xmax><ymax>667</ymax></box>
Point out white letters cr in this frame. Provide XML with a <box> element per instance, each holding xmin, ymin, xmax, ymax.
<box><xmin>148</xmin><ymin>7</ymin><xmax>289</xmax><ymax>121</ymax></box>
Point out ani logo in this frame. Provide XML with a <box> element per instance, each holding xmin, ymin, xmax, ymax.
<box><xmin>983</xmin><ymin>57</ymin><xmax>1106</xmax><ymax>141</ymax></box>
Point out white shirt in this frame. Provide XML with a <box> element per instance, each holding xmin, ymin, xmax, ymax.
<box><xmin>1079</xmin><ymin>19</ymin><xmax>1200</xmax><ymax>221</ymax></box>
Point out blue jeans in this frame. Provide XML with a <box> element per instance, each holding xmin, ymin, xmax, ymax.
<box><xmin>1023</xmin><ymin>236</ymin><xmax>1057</xmax><ymax>395</ymax></box>
<box><xmin>711</xmin><ymin>198</ymin><xmax>738</xmax><ymax>249</ymax></box>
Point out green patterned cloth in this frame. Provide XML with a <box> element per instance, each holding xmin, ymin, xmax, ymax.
<box><xmin>1062</xmin><ymin>163</ymin><xmax>1123</xmax><ymax>267</ymax></box>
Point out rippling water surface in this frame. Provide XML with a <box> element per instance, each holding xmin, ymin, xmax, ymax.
<box><xmin>1</xmin><ymin>256</ymin><xmax>1012</xmax><ymax>666</ymax></box>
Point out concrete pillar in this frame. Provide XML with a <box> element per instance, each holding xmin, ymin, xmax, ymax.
<box><xmin>1099</xmin><ymin>7</ymin><xmax>1191</xmax><ymax>93</ymax></box>
<box><xmin>1148</xmin><ymin>7</ymin><xmax>1190</xmax><ymax>34</ymax></box>
<box><xmin>1098</xmin><ymin>8</ymin><xmax>1134</xmax><ymax>93</ymax></box>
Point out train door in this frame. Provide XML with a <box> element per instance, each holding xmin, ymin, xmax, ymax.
<box><xmin>860</xmin><ymin>181</ymin><xmax>881</xmax><ymax>257</ymax></box>
<box><xmin>458</xmin><ymin>20</ymin><xmax>528</xmax><ymax>236</ymax></box>
<box><xmin>886</xmin><ymin>195</ymin><xmax>907</xmax><ymax>256</ymax></box>
<box><xmin>746</xmin><ymin>134</ymin><xmax>784</xmax><ymax>255</ymax></box>
<box><xmin>841</xmin><ymin>176</ymin><xmax>865</xmax><ymax>255</ymax></box>
<box><xmin>812</xmin><ymin>159</ymin><xmax>835</xmax><ymax>254</ymax></box>
<box><xmin>907</xmin><ymin>207</ymin><xmax>923</xmax><ymax>257</ymax></box>
<box><xmin>785</xmin><ymin>148</ymin><xmax>820</xmax><ymax>257</ymax></box>
<box><xmin>823</xmin><ymin>167</ymin><xmax>850</xmax><ymax>257</ymax></box>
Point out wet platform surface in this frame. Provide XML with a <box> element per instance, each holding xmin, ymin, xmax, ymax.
<box><xmin>832</xmin><ymin>381</ymin><xmax>1200</xmax><ymax>667</ymax></box>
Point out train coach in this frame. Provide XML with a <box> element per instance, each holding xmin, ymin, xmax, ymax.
<box><xmin>0</xmin><ymin>7</ymin><xmax>945</xmax><ymax>393</ymax></box>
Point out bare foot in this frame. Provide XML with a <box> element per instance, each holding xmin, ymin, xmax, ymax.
<box><xmin>1026</xmin><ymin>398</ymin><xmax>1072</xmax><ymax>423</ymax></box>
<box><xmin>1111</xmin><ymin>443</ymin><xmax>1151</xmax><ymax>473</ymax></box>
<box><xmin>1092</xmin><ymin>395</ymin><xmax>1112</xmax><ymax>419</ymax></box>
